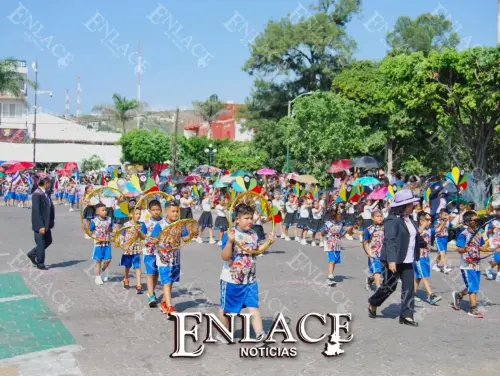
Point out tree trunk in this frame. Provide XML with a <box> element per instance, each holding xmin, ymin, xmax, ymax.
<box><xmin>122</xmin><ymin>120</ymin><xmax>126</xmax><ymax>134</ymax></box>
<box><xmin>386</xmin><ymin>138</ymin><xmax>393</xmax><ymax>178</ymax></box>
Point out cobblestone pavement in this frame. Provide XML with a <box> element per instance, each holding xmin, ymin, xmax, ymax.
<box><xmin>0</xmin><ymin>205</ymin><xmax>498</xmax><ymax>376</ymax></box>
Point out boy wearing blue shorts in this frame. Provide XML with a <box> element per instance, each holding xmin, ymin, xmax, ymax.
<box><xmin>363</xmin><ymin>210</ymin><xmax>384</xmax><ymax>291</ymax></box>
<box><xmin>89</xmin><ymin>203</ymin><xmax>114</xmax><ymax>285</ymax></box>
<box><xmin>157</xmin><ymin>200</ymin><xmax>195</xmax><ymax>316</ymax></box>
<box><xmin>453</xmin><ymin>211</ymin><xmax>489</xmax><ymax>318</ymax></box>
<box><xmin>218</xmin><ymin>203</ymin><xmax>275</xmax><ymax>343</ymax></box>
<box><xmin>433</xmin><ymin>210</ymin><xmax>452</xmax><ymax>273</ymax></box>
<box><xmin>414</xmin><ymin>213</ymin><xmax>442</xmax><ymax>305</ymax></box>
<box><xmin>485</xmin><ymin>206</ymin><xmax>500</xmax><ymax>281</ymax></box>
<box><xmin>140</xmin><ymin>200</ymin><xmax>168</xmax><ymax>308</ymax></box>
<box><xmin>323</xmin><ymin>205</ymin><xmax>345</xmax><ymax>287</ymax></box>
<box><xmin>120</xmin><ymin>207</ymin><xmax>144</xmax><ymax>293</ymax></box>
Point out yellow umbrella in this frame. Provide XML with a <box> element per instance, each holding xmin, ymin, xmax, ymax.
<box><xmin>297</xmin><ymin>175</ymin><xmax>318</xmax><ymax>184</ymax></box>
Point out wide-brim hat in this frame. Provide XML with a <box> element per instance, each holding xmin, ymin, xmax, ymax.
<box><xmin>390</xmin><ymin>189</ymin><xmax>420</xmax><ymax>208</ymax></box>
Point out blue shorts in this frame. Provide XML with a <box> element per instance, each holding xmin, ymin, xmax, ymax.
<box><xmin>63</xmin><ymin>192</ymin><xmax>68</xmax><ymax>199</ymax></box>
<box><xmin>327</xmin><ymin>250</ymin><xmax>341</xmax><ymax>264</ymax></box>
<box><xmin>368</xmin><ymin>257</ymin><xmax>383</xmax><ymax>274</ymax></box>
<box><xmin>159</xmin><ymin>265</ymin><xmax>180</xmax><ymax>285</ymax></box>
<box><xmin>493</xmin><ymin>252</ymin><xmax>500</xmax><ymax>263</ymax></box>
<box><xmin>92</xmin><ymin>245</ymin><xmax>112</xmax><ymax>261</ymax></box>
<box><xmin>220</xmin><ymin>280</ymin><xmax>259</xmax><ymax>314</ymax></box>
<box><xmin>144</xmin><ymin>255</ymin><xmax>158</xmax><ymax>275</ymax></box>
<box><xmin>461</xmin><ymin>269</ymin><xmax>481</xmax><ymax>293</ymax></box>
<box><xmin>68</xmin><ymin>195</ymin><xmax>76</xmax><ymax>204</ymax></box>
<box><xmin>414</xmin><ymin>257</ymin><xmax>431</xmax><ymax>279</ymax></box>
<box><xmin>120</xmin><ymin>254</ymin><xmax>141</xmax><ymax>269</ymax></box>
<box><xmin>436</xmin><ymin>237</ymin><xmax>448</xmax><ymax>253</ymax></box>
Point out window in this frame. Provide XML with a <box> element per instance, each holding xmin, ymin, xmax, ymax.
<box><xmin>9</xmin><ymin>104</ymin><xmax>15</xmax><ymax>117</ymax></box>
<box><xmin>16</xmin><ymin>103</ymin><xmax>23</xmax><ymax>117</ymax></box>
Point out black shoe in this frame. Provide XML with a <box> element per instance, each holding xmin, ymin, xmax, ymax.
<box><xmin>27</xmin><ymin>253</ymin><xmax>37</xmax><ymax>266</ymax></box>
<box><xmin>399</xmin><ymin>317</ymin><xmax>418</xmax><ymax>327</ymax></box>
<box><xmin>36</xmin><ymin>264</ymin><xmax>49</xmax><ymax>270</ymax></box>
<box><xmin>368</xmin><ymin>306</ymin><xmax>377</xmax><ymax>318</ymax></box>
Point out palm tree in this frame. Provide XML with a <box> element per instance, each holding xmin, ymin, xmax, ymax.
<box><xmin>192</xmin><ymin>94</ymin><xmax>225</xmax><ymax>137</ymax></box>
<box><xmin>92</xmin><ymin>93</ymin><xmax>143</xmax><ymax>134</ymax></box>
<box><xmin>0</xmin><ymin>58</ymin><xmax>35</xmax><ymax>96</ymax></box>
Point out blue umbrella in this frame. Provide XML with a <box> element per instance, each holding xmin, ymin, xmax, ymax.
<box><xmin>353</xmin><ymin>176</ymin><xmax>380</xmax><ymax>186</ymax></box>
<box><xmin>160</xmin><ymin>168</ymin><xmax>170</xmax><ymax>178</ymax></box>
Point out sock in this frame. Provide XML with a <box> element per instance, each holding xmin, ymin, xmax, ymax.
<box><xmin>328</xmin><ymin>274</ymin><xmax>333</xmax><ymax>279</ymax></box>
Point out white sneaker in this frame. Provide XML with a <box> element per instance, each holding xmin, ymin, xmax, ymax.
<box><xmin>209</xmin><ymin>239</ymin><xmax>216</xmax><ymax>244</ymax></box>
<box><xmin>432</xmin><ymin>264</ymin><xmax>441</xmax><ymax>272</ymax></box>
<box><xmin>311</xmin><ymin>242</ymin><xmax>316</xmax><ymax>247</ymax></box>
<box><xmin>443</xmin><ymin>267</ymin><xmax>452</xmax><ymax>274</ymax></box>
<box><xmin>495</xmin><ymin>274</ymin><xmax>500</xmax><ymax>282</ymax></box>
<box><xmin>300</xmin><ymin>239</ymin><xmax>307</xmax><ymax>245</ymax></box>
<box><xmin>295</xmin><ymin>237</ymin><xmax>301</xmax><ymax>243</ymax></box>
<box><xmin>280</xmin><ymin>234</ymin><xmax>286</xmax><ymax>239</ymax></box>
<box><xmin>195</xmin><ymin>237</ymin><xmax>203</xmax><ymax>244</ymax></box>
<box><xmin>285</xmin><ymin>237</ymin><xmax>291</xmax><ymax>241</ymax></box>
<box><xmin>359</xmin><ymin>235</ymin><xmax>363</xmax><ymax>243</ymax></box>
<box><xmin>84</xmin><ymin>234</ymin><xmax>91</xmax><ymax>239</ymax></box>
<box><xmin>319</xmin><ymin>241</ymin><xmax>324</xmax><ymax>247</ymax></box>
<box><xmin>217</xmin><ymin>241</ymin><xmax>222</xmax><ymax>246</ymax></box>
<box><xmin>345</xmin><ymin>234</ymin><xmax>354</xmax><ymax>241</ymax></box>
<box><xmin>95</xmin><ymin>276</ymin><xmax>104</xmax><ymax>285</ymax></box>
<box><xmin>486</xmin><ymin>267</ymin><xmax>495</xmax><ymax>280</ymax></box>
<box><xmin>101</xmin><ymin>271</ymin><xmax>109</xmax><ymax>282</ymax></box>
<box><xmin>69</xmin><ymin>208</ymin><xmax>74</xmax><ymax>212</ymax></box>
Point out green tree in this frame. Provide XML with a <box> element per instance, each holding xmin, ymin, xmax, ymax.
<box><xmin>80</xmin><ymin>154</ymin><xmax>106</xmax><ymax>172</ymax></box>
<box><xmin>386</xmin><ymin>13</ymin><xmax>460</xmax><ymax>56</ymax></box>
<box><xmin>380</xmin><ymin>47</ymin><xmax>500</xmax><ymax>175</ymax></box>
<box><xmin>119</xmin><ymin>129</ymin><xmax>170</xmax><ymax>166</ymax></box>
<box><xmin>216</xmin><ymin>142</ymin><xmax>266</xmax><ymax>171</ymax></box>
<box><xmin>251</xmin><ymin>119</ymin><xmax>287</xmax><ymax>172</ymax></box>
<box><xmin>192</xmin><ymin>94</ymin><xmax>225</xmax><ymax>137</ymax></box>
<box><xmin>93</xmin><ymin>93</ymin><xmax>142</xmax><ymax>134</ymax></box>
<box><xmin>0</xmin><ymin>58</ymin><xmax>35</xmax><ymax>96</ymax></box>
<box><xmin>283</xmin><ymin>92</ymin><xmax>367</xmax><ymax>183</ymax></box>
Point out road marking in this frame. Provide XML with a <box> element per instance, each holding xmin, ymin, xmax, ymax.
<box><xmin>0</xmin><ymin>294</ymin><xmax>36</xmax><ymax>303</ymax></box>
<box><xmin>0</xmin><ymin>253</ymin><xmax>10</xmax><ymax>256</ymax></box>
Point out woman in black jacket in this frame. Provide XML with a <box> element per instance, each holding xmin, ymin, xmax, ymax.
<box><xmin>368</xmin><ymin>190</ymin><xmax>427</xmax><ymax>327</ymax></box>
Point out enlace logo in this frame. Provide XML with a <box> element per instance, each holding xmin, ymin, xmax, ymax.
<box><xmin>83</xmin><ymin>11</ymin><xmax>150</xmax><ymax>75</ymax></box>
<box><xmin>171</xmin><ymin>312</ymin><xmax>353</xmax><ymax>358</ymax></box>
<box><xmin>147</xmin><ymin>3</ymin><xmax>214</xmax><ymax>68</ymax></box>
<box><xmin>7</xmin><ymin>2</ymin><xmax>74</xmax><ymax>68</ymax></box>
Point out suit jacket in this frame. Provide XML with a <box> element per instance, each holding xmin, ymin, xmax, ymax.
<box><xmin>380</xmin><ymin>214</ymin><xmax>426</xmax><ymax>264</ymax></box>
<box><xmin>31</xmin><ymin>188</ymin><xmax>55</xmax><ymax>232</ymax></box>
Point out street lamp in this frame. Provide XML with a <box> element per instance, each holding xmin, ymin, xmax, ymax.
<box><xmin>31</xmin><ymin>60</ymin><xmax>52</xmax><ymax>165</ymax></box>
<box><xmin>204</xmin><ymin>143</ymin><xmax>217</xmax><ymax>166</ymax></box>
<box><xmin>286</xmin><ymin>91</ymin><xmax>315</xmax><ymax>173</ymax></box>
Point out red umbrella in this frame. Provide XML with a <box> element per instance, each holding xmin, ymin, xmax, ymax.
<box><xmin>184</xmin><ymin>175</ymin><xmax>202</xmax><ymax>183</ymax></box>
<box><xmin>327</xmin><ymin>159</ymin><xmax>352</xmax><ymax>174</ymax></box>
<box><xmin>5</xmin><ymin>162</ymin><xmax>35</xmax><ymax>174</ymax></box>
<box><xmin>57</xmin><ymin>169</ymin><xmax>73</xmax><ymax>176</ymax></box>
<box><xmin>64</xmin><ymin>162</ymin><xmax>78</xmax><ymax>171</ymax></box>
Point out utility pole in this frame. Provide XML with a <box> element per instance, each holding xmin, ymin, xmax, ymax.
<box><xmin>172</xmin><ymin>107</ymin><xmax>180</xmax><ymax>176</ymax></box>
<box><xmin>498</xmin><ymin>0</ymin><xmax>500</xmax><ymax>44</ymax></box>
<box><xmin>32</xmin><ymin>61</ymin><xmax>38</xmax><ymax>164</ymax></box>
<box><xmin>137</xmin><ymin>40</ymin><xmax>141</xmax><ymax>128</ymax></box>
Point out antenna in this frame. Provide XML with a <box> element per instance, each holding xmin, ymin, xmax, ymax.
<box><xmin>76</xmin><ymin>76</ymin><xmax>82</xmax><ymax>118</ymax></box>
<box><xmin>65</xmin><ymin>89</ymin><xmax>70</xmax><ymax>117</ymax></box>
<box><xmin>137</xmin><ymin>40</ymin><xmax>141</xmax><ymax>128</ymax></box>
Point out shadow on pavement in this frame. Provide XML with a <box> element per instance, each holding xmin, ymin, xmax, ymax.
<box><xmin>49</xmin><ymin>259</ymin><xmax>87</xmax><ymax>268</ymax></box>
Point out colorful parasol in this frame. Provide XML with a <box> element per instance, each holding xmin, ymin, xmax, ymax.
<box><xmin>445</xmin><ymin>166</ymin><xmax>468</xmax><ymax>191</ymax></box>
<box><xmin>287</xmin><ymin>172</ymin><xmax>300</xmax><ymax>181</ymax></box>
<box><xmin>296</xmin><ymin>175</ymin><xmax>318</xmax><ymax>184</ymax></box>
<box><xmin>366</xmin><ymin>187</ymin><xmax>388</xmax><ymax>200</ymax></box>
<box><xmin>353</xmin><ymin>176</ymin><xmax>380</xmax><ymax>186</ymax></box>
<box><xmin>232</xmin><ymin>176</ymin><xmax>257</xmax><ymax>193</ymax></box>
<box><xmin>184</xmin><ymin>174</ymin><xmax>202</xmax><ymax>184</ymax></box>
<box><xmin>5</xmin><ymin>162</ymin><xmax>35</xmax><ymax>174</ymax></box>
<box><xmin>256</xmin><ymin>168</ymin><xmax>277</xmax><ymax>176</ymax></box>
<box><xmin>327</xmin><ymin>159</ymin><xmax>352</xmax><ymax>174</ymax></box>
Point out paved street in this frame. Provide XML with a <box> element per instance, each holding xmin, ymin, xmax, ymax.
<box><xmin>0</xmin><ymin>205</ymin><xmax>498</xmax><ymax>376</ymax></box>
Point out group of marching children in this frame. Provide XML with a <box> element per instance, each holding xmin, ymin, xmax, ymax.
<box><xmin>53</xmin><ymin>180</ymin><xmax>80</xmax><ymax>212</ymax></box>
<box><xmin>195</xmin><ymin>192</ymin><xmax>229</xmax><ymax>246</ymax></box>
<box><xmin>2</xmin><ymin>181</ymin><xmax>30</xmax><ymax>208</ymax></box>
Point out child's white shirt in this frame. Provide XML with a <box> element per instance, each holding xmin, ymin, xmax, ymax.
<box><xmin>201</xmin><ymin>198</ymin><xmax>211</xmax><ymax>212</ymax></box>
<box><xmin>216</xmin><ymin>204</ymin><xmax>226</xmax><ymax>217</ymax></box>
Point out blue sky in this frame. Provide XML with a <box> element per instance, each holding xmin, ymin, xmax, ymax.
<box><xmin>1</xmin><ymin>0</ymin><xmax>497</xmax><ymax>114</ymax></box>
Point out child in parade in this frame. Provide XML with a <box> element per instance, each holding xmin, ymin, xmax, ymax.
<box><xmin>283</xmin><ymin>194</ymin><xmax>298</xmax><ymax>241</ymax></box>
<box><xmin>297</xmin><ymin>197</ymin><xmax>312</xmax><ymax>245</ymax></box>
<box><xmin>82</xmin><ymin>185</ymin><xmax>96</xmax><ymax>239</ymax></box>
<box><xmin>214</xmin><ymin>197</ymin><xmax>229</xmax><ymax>246</ymax></box>
<box><xmin>140</xmin><ymin>200</ymin><xmax>168</xmax><ymax>307</ymax></box>
<box><xmin>363</xmin><ymin>210</ymin><xmax>384</xmax><ymax>291</ymax></box>
<box><xmin>453</xmin><ymin>211</ymin><xmax>490</xmax><ymax>318</ymax></box>
<box><xmin>309</xmin><ymin>200</ymin><xmax>324</xmax><ymax>247</ymax></box>
<box><xmin>218</xmin><ymin>203</ymin><xmax>276</xmax><ymax>343</ymax></box>
<box><xmin>89</xmin><ymin>203</ymin><xmax>114</xmax><ymax>285</ymax></box>
<box><xmin>414</xmin><ymin>212</ymin><xmax>442</xmax><ymax>305</ymax></box>
<box><xmin>252</xmin><ymin>197</ymin><xmax>268</xmax><ymax>244</ymax></box>
<box><xmin>158</xmin><ymin>200</ymin><xmax>194</xmax><ymax>316</ymax></box>
<box><xmin>196</xmin><ymin>192</ymin><xmax>216</xmax><ymax>244</ymax></box>
<box><xmin>485</xmin><ymin>206</ymin><xmax>500</xmax><ymax>280</ymax></box>
<box><xmin>272</xmin><ymin>191</ymin><xmax>286</xmax><ymax>239</ymax></box>
<box><xmin>120</xmin><ymin>207</ymin><xmax>144</xmax><ymax>293</ymax></box>
<box><xmin>68</xmin><ymin>183</ymin><xmax>77</xmax><ymax>212</ymax></box>
<box><xmin>180</xmin><ymin>188</ymin><xmax>194</xmax><ymax>219</ymax></box>
<box><xmin>323</xmin><ymin>206</ymin><xmax>345</xmax><ymax>287</ymax></box>
<box><xmin>432</xmin><ymin>210</ymin><xmax>452</xmax><ymax>274</ymax></box>
<box><xmin>2</xmin><ymin>182</ymin><xmax>10</xmax><ymax>206</ymax></box>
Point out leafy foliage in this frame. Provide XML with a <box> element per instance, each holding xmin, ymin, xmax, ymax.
<box><xmin>119</xmin><ymin>129</ymin><xmax>170</xmax><ymax>166</ymax></box>
<box><xmin>80</xmin><ymin>155</ymin><xmax>106</xmax><ymax>173</ymax></box>
<box><xmin>192</xmin><ymin>94</ymin><xmax>225</xmax><ymax>136</ymax></box>
<box><xmin>0</xmin><ymin>58</ymin><xmax>35</xmax><ymax>97</ymax></box>
<box><xmin>92</xmin><ymin>93</ymin><xmax>143</xmax><ymax>134</ymax></box>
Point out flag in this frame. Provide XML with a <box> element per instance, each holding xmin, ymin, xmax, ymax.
<box><xmin>192</xmin><ymin>185</ymin><xmax>200</xmax><ymax>200</ymax></box>
<box><xmin>11</xmin><ymin>171</ymin><xmax>21</xmax><ymax>186</ymax></box>
<box><xmin>155</xmin><ymin>174</ymin><xmax>160</xmax><ymax>186</ymax></box>
<box><xmin>24</xmin><ymin>173</ymin><xmax>33</xmax><ymax>189</ymax></box>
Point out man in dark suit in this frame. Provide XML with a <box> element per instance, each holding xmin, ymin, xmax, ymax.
<box><xmin>368</xmin><ymin>190</ymin><xmax>426</xmax><ymax>327</ymax></box>
<box><xmin>27</xmin><ymin>176</ymin><xmax>55</xmax><ymax>270</ymax></box>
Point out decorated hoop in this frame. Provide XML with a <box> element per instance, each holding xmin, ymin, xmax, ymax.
<box><xmin>228</xmin><ymin>191</ymin><xmax>275</xmax><ymax>255</ymax></box>
<box><xmin>135</xmin><ymin>191</ymin><xmax>175</xmax><ymax>211</ymax></box>
<box><xmin>113</xmin><ymin>224</ymin><xmax>144</xmax><ymax>254</ymax></box>
<box><xmin>80</xmin><ymin>186</ymin><xmax>123</xmax><ymax>241</ymax></box>
<box><xmin>157</xmin><ymin>219</ymin><xmax>199</xmax><ymax>255</ymax></box>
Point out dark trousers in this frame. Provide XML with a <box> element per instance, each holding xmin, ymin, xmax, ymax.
<box><xmin>368</xmin><ymin>262</ymin><xmax>415</xmax><ymax>319</ymax></box>
<box><xmin>28</xmin><ymin>230</ymin><xmax>52</xmax><ymax>266</ymax></box>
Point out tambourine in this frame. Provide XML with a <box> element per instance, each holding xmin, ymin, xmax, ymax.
<box><xmin>80</xmin><ymin>186</ymin><xmax>123</xmax><ymax>241</ymax></box>
<box><xmin>157</xmin><ymin>219</ymin><xmax>198</xmax><ymax>255</ymax></box>
<box><xmin>113</xmin><ymin>223</ymin><xmax>144</xmax><ymax>254</ymax></box>
<box><xmin>227</xmin><ymin>191</ymin><xmax>275</xmax><ymax>255</ymax></box>
<box><xmin>135</xmin><ymin>191</ymin><xmax>175</xmax><ymax>212</ymax></box>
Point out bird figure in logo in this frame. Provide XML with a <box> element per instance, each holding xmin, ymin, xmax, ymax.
<box><xmin>197</xmin><ymin>55</ymin><xmax>209</xmax><ymax>68</ymax></box>
<box><xmin>322</xmin><ymin>340</ymin><xmax>344</xmax><ymax>357</ymax></box>
<box><xmin>57</xmin><ymin>56</ymin><xmax>70</xmax><ymax>68</ymax></box>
